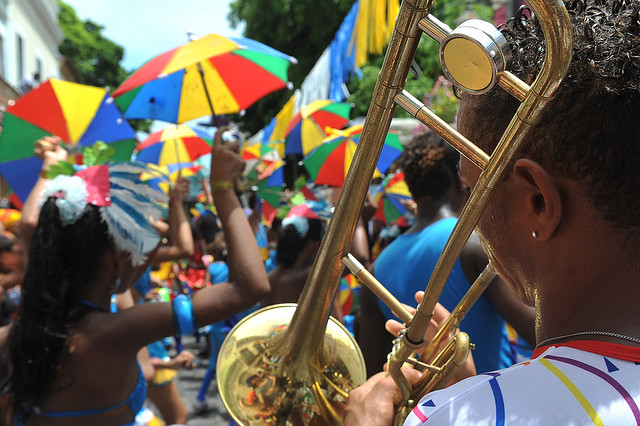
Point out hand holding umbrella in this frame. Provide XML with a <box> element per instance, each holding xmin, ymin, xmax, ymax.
<box><xmin>210</xmin><ymin>126</ymin><xmax>246</xmax><ymax>195</ymax></box>
<box><xmin>34</xmin><ymin>136</ymin><xmax>68</xmax><ymax>172</ymax></box>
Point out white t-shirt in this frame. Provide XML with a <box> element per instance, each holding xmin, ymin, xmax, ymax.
<box><xmin>404</xmin><ymin>341</ymin><xmax>640</xmax><ymax>425</ymax></box>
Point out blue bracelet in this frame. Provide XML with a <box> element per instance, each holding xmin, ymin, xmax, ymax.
<box><xmin>172</xmin><ymin>294</ymin><xmax>196</xmax><ymax>336</ymax></box>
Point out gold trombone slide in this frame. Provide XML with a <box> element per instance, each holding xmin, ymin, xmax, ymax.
<box><xmin>215</xmin><ymin>0</ymin><xmax>572</xmax><ymax>422</ymax></box>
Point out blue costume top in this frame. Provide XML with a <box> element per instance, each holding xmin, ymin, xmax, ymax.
<box><xmin>14</xmin><ymin>299</ymin><xmax>147</xmax><ymax>425</ymax></box>
<box><xmin>15</xmin><ymin>363</ymin><xmax>145</xmax><ymax>426</ymax></box>
<box><xmin>374</xmin><ymin>217</ymin><xmax>513</xmax><ymax>373</ymax></box>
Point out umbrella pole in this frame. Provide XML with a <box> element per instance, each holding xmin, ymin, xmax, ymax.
<box><xmin>197</xmin><ymin>63</ymin><xmax>219</xmax><ymax>127</ymax></box>
<box><xmin>173</xmin><ymin>137</ymin><xmax>183</xmax><ymax>179</ymax></box>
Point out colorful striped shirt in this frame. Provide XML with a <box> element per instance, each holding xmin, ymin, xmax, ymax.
<box><xmin>405</xmin><ymin>341</ymin><xmax>640</xmax><ymax>425</ymax></box>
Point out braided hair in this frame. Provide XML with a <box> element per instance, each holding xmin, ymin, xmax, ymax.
<box><xmin>3</xmin><ymin>199</ymin><xmax>113</xmax><ymax>414</ymax></box>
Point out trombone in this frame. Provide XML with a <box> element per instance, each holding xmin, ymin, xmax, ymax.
<box><xmin>216</xmin><ymin>0</ymin><xmax>572</xmax><ymax>423</ymax></box>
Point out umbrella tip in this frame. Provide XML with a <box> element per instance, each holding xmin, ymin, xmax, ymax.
<box><xmin>187</xmin><ymin>29</ymin><xmax>197</xmax><ymax>41</ymax></box>
<box><xmin>290</xmin><ymin>56</ymin><xmax>299</xmax><ymax>65</ymax></box>
<box><xmin>286</xmin><ymin>82</ymin><xmax>294</xmax><ymax>90</ymax></box>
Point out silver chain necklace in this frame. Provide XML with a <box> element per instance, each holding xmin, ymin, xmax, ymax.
<box><xmin>536</xmin><ymin>331</ymin><xmax>640</xmax><ymax>348</ymax></box>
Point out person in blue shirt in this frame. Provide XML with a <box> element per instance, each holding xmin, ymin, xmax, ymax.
<box><xmin>359</xmin><ymin>131</ymin><xmax>535</xmax><ymax>377</ymax></box>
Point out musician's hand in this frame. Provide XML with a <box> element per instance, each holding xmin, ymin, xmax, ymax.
<box><xmin>385</xmin><ymin>291</ymin><xmax>476</xmax><ymax>386</ymax></box>
<box><xmin>344</xmin><ymin>368</ymin><xmax>422</xmax><ymax>426</ymax></box>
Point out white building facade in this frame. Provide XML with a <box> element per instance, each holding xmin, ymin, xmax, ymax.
<box><xmin>3</xmin><ymin>0</ymin><xmax>62</xmax><ymax>95</ymax></box>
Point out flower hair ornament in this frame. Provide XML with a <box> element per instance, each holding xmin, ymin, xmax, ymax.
<box><xmin>40</xmin><ymin>162</ymin><xmax>169</xmax><ymax>266</ymax></box>
<box><xmin>281</xmin><ymin>200</ymin><xmax>332</xmax><ymax>238</ymax></box>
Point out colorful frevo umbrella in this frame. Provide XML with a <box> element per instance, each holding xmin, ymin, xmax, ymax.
<box><xmin>256</xmin><ymin>162</ymin><xmax>286</xmax><ymax>208</ymax></box>
<box><xmin>241</xmin><ymin>142</ymin><xmax>283</xmax><ymax>181</ymax></box>
<box><xmin>338</xmin><ymin>273</ymin><xmax>361</xmax><ymax>317</ymax></box>
<box><xmin>302</xmin><ymin>125</ymin><xmax>404</xmax><ymax>187</ymax></box>
<box><xmin>374</xmin><ymin>171</ymin><xmax>413</xmax><ymax>224</ymax></box>
<box><xmin>0</xmin><ymin>78</ymin><xmax>137</xmax><ymax>202</ymax></box>
<box><xmin>112</xmin><ymin>34</ymin><xmax>297</xmax><ymax>124</ymax></box>
<box><xmin>284</xmin><ymin>99</ymin><xmax>352</xmax><ymax>156</ymax></box>
<box><xmin>136</xmin><ymin>124</ymin><xmax>212</xmax><ymax>165</ymax></box>
<box><xmin>141</xmin><ymin>163</ymin><xmax>202</xmax><ymax>194</ymax></box>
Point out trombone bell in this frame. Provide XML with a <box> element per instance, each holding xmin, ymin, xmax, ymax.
<box><xmin>217</xmin><ymin>304</ymin><xmax>366</xmax><ymax>425</ymax></box>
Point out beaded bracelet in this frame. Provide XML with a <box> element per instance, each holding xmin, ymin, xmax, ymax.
<box><xmin>172</xmin><ymin>294</ymin><xmax>196</xmax><ymax>336</ymax></box>
<box><xmin>210</xmin><ymin>180</ymin><xmax>234</xmax><ymax>193</ymax></box>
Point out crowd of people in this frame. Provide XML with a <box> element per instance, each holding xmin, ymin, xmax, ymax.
<box><xmin>1</xmin><ymin>0</ymin><xmax>640</xmax><ymax>424</ymax></box>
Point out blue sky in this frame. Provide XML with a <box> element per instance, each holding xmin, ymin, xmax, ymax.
<box><xmin>62</xmin><ymin>0</ymin><xmax>244</xmax><ymax>71</ymax></box>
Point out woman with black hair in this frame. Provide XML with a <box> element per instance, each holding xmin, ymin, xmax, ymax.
<box><xmin>261</xmin><ymin>211</ymin><xmax>326</xmax><ymax>307</ymax></box>
<box><xmin>0</xmin><ymin>128</ymin><xmax>270</xmax><ymax>425</ymax></box>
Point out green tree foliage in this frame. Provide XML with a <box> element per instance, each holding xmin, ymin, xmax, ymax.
<box><xmin>228</xmin><ymin>0</ymin><xmax>493</xmax><ymax>133</ymax></box>
<box><xmin>227</xmin><ymin>0</ymin><xmax>355</xmax><ymax>134</ymax></box>
<box><xmin>58</xmin><ymin>1</ymin><xmax>151</xmax><ymax>133</ymax></box>
<box><xmin>347</xmin><ymin>1</ymin><xmax>494</xmax><ymax>124</ymax></box>
<box><xmin>58</xmin><ymin>1</ymin><xmax>127</xmax><ymax>90</ymax></box>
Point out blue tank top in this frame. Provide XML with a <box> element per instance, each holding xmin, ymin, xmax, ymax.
<box><xmin>15</xmin><ymin>362</ymin><xmax>146</xmax><ymax>426</ymax></box>
<box><xmin>374</xmin><ymin>217</ymin><xmax>513</xmax><ymax>373</ymax></box>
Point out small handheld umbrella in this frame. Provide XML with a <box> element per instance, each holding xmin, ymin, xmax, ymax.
<box><xmin>0</xmin><ymin>78</ymin><xmax>136</xmax><ymax>202</ymax></box>
<box><xmin>373</xmin><ymin>171</ymin><xmax>414</xmax><ymax>224</ymax></box>
<box><xmin>256</xmin><ymin>163</ymin><xmax>286</xmax><ymax>208</ymax></box>
<box><xmin>241</xmin><ymin>142</ymin><xmax>283</xmax><ymax>182</ymax></box>
<box><xmin>283</xmin><ymin>100</ymin><xmax>352</xmax><ymax>155</ymax></box>
<box><xmin>303</xmin><ymin>125</ymin><xmax>404</xmax><ymax>187</ymax></box>
<box><xmin>135</xmin><ymin>124</ymin><xmax>213</xmax><ymax>166</ymax></box>
<box><xmin>112</xmin><ymin>34</ymin><xmax>297</xmax><ymax>124</ymax></box>
<box><xmin>141</xmin><ymin>163</ymin><xmax>204</xmax><ymax>194</ymax></box>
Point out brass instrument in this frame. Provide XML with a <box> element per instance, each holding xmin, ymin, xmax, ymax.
<box><xmin>217</xmin><ymin>0</ymin><xmax>572</xmax><ymax>422</ymax></box>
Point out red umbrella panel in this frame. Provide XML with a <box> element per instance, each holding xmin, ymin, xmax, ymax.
<box><xmin>302</xmin><ymin>125</ymin><xmax>404</xmax><ymax>187</ymax></box>
<box><xmin>135</xmin><ymin>124</ymin><xmax>213</xmax><ymax>165</ymax></box>
<box><xmin>283</xmin><ymin>100</ymin><xmax>352</xmax><ymax>155</ymax></box>
<box><xmin>0</xmin><ymin>78</ymin><xmax>136</xmax><ymax>202</ymax></box>
<box><xmin>113</xmin><ymin>34</ymin><xmax>297</xmax><ymax>124</ymax></box>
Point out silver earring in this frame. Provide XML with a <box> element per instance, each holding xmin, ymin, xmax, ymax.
<box><xmin>531</xmin><ymin>230</ymin><xmax>539</xmax><ymax>239</ymax></box>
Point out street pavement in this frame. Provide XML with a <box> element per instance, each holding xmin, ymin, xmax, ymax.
<box><xmin>160</xmin><ymin>335</ymin><xmax>234</xmax><ymax>426</ymax></box>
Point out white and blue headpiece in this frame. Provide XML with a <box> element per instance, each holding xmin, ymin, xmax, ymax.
<box><xmin>40</xmin><ymin>162</ymin><xmax>169</xmax><ymax>266</ymax></box>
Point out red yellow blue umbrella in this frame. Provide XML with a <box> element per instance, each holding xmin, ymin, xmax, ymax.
<box><xmin>374</xmin><ymin>171</ymin><xmax>413</xmax><ymax>224</ymax></box>
<box><xmin>141</xmin><ymin>163</ymin><xmax>203</xmax><ymax>194</ymax></box>
<box><xmin>112</xmin><ymin>34</ymin><xmax>297</xmax><ymax>124</ymax></box>
<box><xmin>302</xmin><ymin>125</ymin><xmax>404</xmax><ymax>187</ymax></box>
<box><xmin>0</xmin><ymin>78</ymin><xmax>136</xmax><ymax>201</ymax></box>
<box><xmin>283</xmin><ymin>100</ymin><xmax>352</xmax><ymax>155</ymax></box>
<box><xmin>241</xmin><ymin>142</ymin><xmax>283</xmax><ymax>181</ymax></box>
<box><xmin>135</xmin><ymin>124</ymin><xmax>212</xmax><ymax>165</ymax></box>
<box><xmin>256</xmin><ymin>163</ymin><xmax>286</xmax><ymax>208</ymax></box>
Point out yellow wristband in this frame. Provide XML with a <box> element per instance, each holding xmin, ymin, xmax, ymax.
<box><xmin>211</xmin><ymin>180</ymin><xmax>234</xmax><ymax>193</ymax></box>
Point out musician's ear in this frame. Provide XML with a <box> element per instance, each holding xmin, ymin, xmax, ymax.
<box><xmin>512</xmin><ymin>158</ymin><xmax>562</xmax><ymax>241</ymax></box>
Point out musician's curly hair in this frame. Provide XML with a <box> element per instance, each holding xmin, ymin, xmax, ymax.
<box><xmin>458</xmin><ymin>0</ymin><xmax>640</xmax><ymax>244</ymax></box>
<box><xmin>400</xmin><ymin>131</ymin><xmax>459</xmax><ymax>200</ymax></box>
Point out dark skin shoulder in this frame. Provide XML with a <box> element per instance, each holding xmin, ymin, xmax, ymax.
<box><xmin>262</xmin><ymin>266</ymin><xmax>311</xmax><ymax>306</ymax></box>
